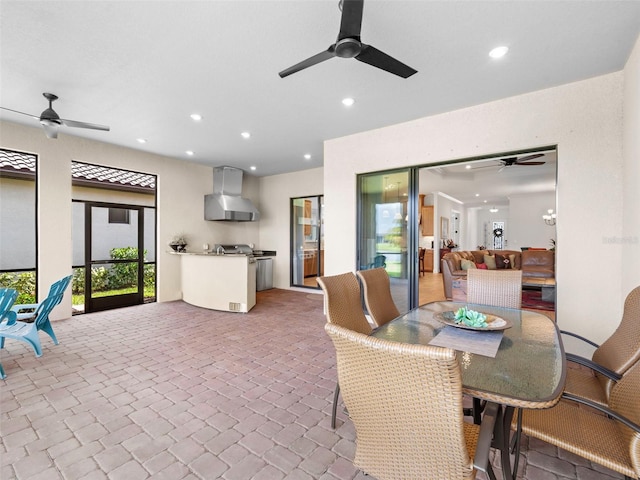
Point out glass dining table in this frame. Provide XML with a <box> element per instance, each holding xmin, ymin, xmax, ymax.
<box><xmin>372</xmin><ymin>300</ymin><xmax>566</xmax><ymax>479</ymax></box>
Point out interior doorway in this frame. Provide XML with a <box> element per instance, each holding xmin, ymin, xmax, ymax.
<box><xmin>417</xmin><ymin>148</ymin><xmax>557</xmax><ymax>307</ymax></box>
<box><xmin>291</xmin><ymin>195</ymin><xmax>324</xmax><ymax>288</ymax></box>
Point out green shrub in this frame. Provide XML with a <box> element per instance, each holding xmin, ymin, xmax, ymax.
<box><xmin>0</xmin><ymin>271</ymin><xmax>36</xmax><ymax>303</ymax></box>
<box><xmin>144</xmin><ymin>264</ymin><xmax>155</xmax><ymax>291</ymax></box>
<box><xmin>108</xmin><ymin>247</ymin><xmax>147</xmax><ymax>289</ymax></box>
<box><xmin>91</xmin><ymin>267</ymin><xmax>110</xmax><ymax>291</ymax></box>
<box><xmin>72</xmin><ymin>267</ymin><xmax>85</xmax><ymax>294</ymax></box>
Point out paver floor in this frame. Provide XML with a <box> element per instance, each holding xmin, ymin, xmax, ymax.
<box><xmin>0</xmin><ymin>289</ymin><xmax>623</xmax><ymax>479</ymax></box>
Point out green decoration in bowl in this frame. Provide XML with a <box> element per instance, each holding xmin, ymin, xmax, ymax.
<box><xmin>454</xmin><ymin>307</ymin><xmax>488</xmax><ymax>328</ymax></box>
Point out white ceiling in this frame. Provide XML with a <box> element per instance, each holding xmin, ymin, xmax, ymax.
<box><xmin>419</xmin><ymin>150</ymin><xmax>558</xmax><ymax>207</ymax></box>
<box><xmin>1</xmin><ymin>0</ymin><xmax>639</xmax><ymax>182</ymax></box>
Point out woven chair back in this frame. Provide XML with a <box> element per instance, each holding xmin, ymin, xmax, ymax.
<box><xmin>317</xmin><ymin>273</ymin><xmax>372</xmax><ymax>335</ymax></box>
<box><xmin>325</xmin><ymin>322</ymin><xmax>475</xmax><ymax>480</ymax></box>
<box><xmin>608</xmin><ymin>359</ymin><xmax>640</xmax><ymax>473</ymax></box>
<box><xmin>593</xmin><ymin>285</ymin><xmax>640</xmax><ymax>395</ymax></box>
<box><xmin>356</xmin><ymin>268</ymin><xmax>400</xmax><ymax>327</ymax></box>
<box><xmin>467</xmin><ymin>269</ymin><xmax>522</xmax><ymax>309</ymax></box>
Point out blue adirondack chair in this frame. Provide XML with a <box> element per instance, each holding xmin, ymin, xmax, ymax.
<box><xmin>0</xmin><ymin>288</ymin><xmax>19</xmax><ymax>378</ymax></box>
<box><xmin>0</xmin><ymin>280</ymin><xmax>68</xmax><ymax>357</ymax></box>
<box><xmin>11</xmin><ymin>275</ymin><xmax>72</xmax><ymax>321</ymax></box>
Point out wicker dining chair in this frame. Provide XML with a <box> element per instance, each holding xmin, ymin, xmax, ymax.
<box><xmin>561</xmin><ymin>285</ymin><xmax>640</xmax><ymax>406</ymax></box>
<box><xmin>465</xmin><ymin>269</ymin><xmax>522</xmax><ymax>422</ymax></box>
<box><xmin>356</xmin><ymin>267</ymin><xmax>401</xmax><ymax>328</ymax></box>
<box><xmin>325</xmin><ymin>322</ymin><xmax>498</xmax><ymax>480</ymax></box>
<box><xmin>518</xmin><ymin>358</ymin><xmax>640</xmax><ymax>480</ymax></box>
<box><xmin>317</xmin><ymin>272</ymin><xmax>372</xmax><ymax>428</ymax></box>
<box><xmin>466</xmin><ymin>269</ymin><xmax>523</xmax><ymax>309</ymax></box>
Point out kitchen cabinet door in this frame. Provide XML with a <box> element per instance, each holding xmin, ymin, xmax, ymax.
<box><xmin>424</xmin><ymin>250</ymin><xmax>434</xmax><ymax>272</ymax></box>
<box><xmin>421</xmin><ymin>206</ymin><xmax>434</xmax><ymax>236</ymax></box>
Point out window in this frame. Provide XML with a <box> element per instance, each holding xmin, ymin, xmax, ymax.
<box><xmin>0</xmin><ymin>148</ymin><xmax>37</xmax><ymax>302</ymax></box>
<box><xmin>108</xmin><ymin>208</ymin><xmax>130</xmax><ymax>224</ymax></box>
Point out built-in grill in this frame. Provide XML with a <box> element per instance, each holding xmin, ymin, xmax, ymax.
<box><xmin>213</xmin><ymin>244</ymin><xmax>255</xmax><ymax>255</ymax></box>
<box><xmin>212</xmin><ymin>244</ymin><xmax>275</xmax><ymax>257</ymax></box>
<box><xmin>212</xmin><ymin>244</ymin><xmax>275</xmax><ymax>291</ymax></box>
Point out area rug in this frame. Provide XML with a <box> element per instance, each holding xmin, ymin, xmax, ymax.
<box><xmin>521</xmin><ymin>289</ymin><xmax>555</xmax><ymax>311</ymax></box>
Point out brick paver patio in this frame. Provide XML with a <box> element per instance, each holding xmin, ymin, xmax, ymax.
<box><xmin>0</xmin><ymin>289</ymin><xmax>623</xmax><ymax>479</ymax></box>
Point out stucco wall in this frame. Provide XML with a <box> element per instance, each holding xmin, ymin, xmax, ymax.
<box><xmin>324</xmin><ymin>72</ymin><xmax>625</xmax><ymax>355</ymax></box>
<box><xmin>258</xmin><ymin>167</ymin><xmax>324</xmax><ymax>290</ymax></box>
<box><xmin>622</xmin><ymin>35</ymin><xmax>640</xmax><ymax>295</ymax></box>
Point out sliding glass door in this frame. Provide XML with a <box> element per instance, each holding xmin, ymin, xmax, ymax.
<box><xmin>357</xmin><ymin>169</ymin><xmax>418</xmax><ymax>312</ymax></box>
<box><xmin>291</xmin><ymin>195</ymin><xmax>324</xmax><ymax>288</ymax></box>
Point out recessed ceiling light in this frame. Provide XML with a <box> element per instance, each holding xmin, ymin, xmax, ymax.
<box><xmin>190</xmin><ymin>114</ymin><xmax>202</xmax><ymax>121</ymax></box>
<box><xmin>241</xmin><ymin>132</ymin><xmax>251</xmax><ymax>139</ymax></box>
<box><xmin>475</xmin><ymin>193</ymin><xmax>480</xmax><ymax>197</ymax></box>
<box><xmin>483</xmin><ymin>200</ymin><xmax>488</xmax><ymax>203</ymax></box>
<box><xmin>304</xmin><ymin>154</ymin><xmax>311</xmax><ymax>160</ymax></box>
<box><xmin>186</xmin><ymin>150</ymin><xmax>194</xmax><ymax>156</ymax></box>
<box><xmin>489</xmin><ymin>46</ymin><xmax>509</xmax><ymax>59</ymax></box>
<box><xmin>489</xmin><ymin>207</ymin><xmax>499</xmax><ymax>213</ymax></box>
<box><xmin>342</xmin><ymin>97</ymin><xmax>355</xmax><ymax>107</ymax></box>
<box><xmin>465</xmin><ymin>165</ymin><xmax>472</xmax><ymax>169</ymax></box>
<box><xmin>250</xmin><ymin>166</ymin><xmax>257</xmax><ymax>171</ymax></box>
<box><xmin>136</xmin><ymin>138</ymin><xmax>147</xmax><ymax>144</ymax></box>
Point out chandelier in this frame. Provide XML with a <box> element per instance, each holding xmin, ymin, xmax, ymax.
<box><xmin>542</xmin><ymin>209</ymin><xmax>557</xmax><ymax>226</ymax></box>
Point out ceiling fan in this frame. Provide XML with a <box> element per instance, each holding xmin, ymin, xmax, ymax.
<box><xmin>0</xmin><ymin>92</ymin><xmax>110</xmax><ymax>139</ymax></box>
<box><xmin>279</xmin><ymin>0</ymin><xmax>417</xmax><ymax>79</ymax></box>
<box><xmin>497</xmin><ymin>154</ymin><xmax>545</xmax><ymax>171</ymax></box>
<box><xmin>471</xmin><ymin>154</ymin><xmax>546</xmax><ymax>172</ymax></box>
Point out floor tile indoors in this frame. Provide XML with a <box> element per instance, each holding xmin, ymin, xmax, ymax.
<box><xmin>0</xmin><ymin>289</ymin><xmax>623</xmax><ymax>479</ymax></box>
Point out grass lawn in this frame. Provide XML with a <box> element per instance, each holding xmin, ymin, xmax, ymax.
<box><xmin>73</xmin><ymin>286</ymin><xmax>156</xmax><ymax>306</ymax></box>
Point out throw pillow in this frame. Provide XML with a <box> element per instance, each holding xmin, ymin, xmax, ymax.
<box><xmin>476</xmin><ymin>262</ymin><xmax>488</xmax><ymax>269</ymax></box>
<box><xmin>461</xmin><ymin>259</ymin><xmax>477</xmax><ymax>270</ymax></box>
<box><xmin>509</xmin><ymin>254</ymin><xmax>518</xmax><ymax>269</ymax></box>
<box><xmin>495</xmin><ymin>254</ymin><xmax>511</xmax><ymax>269</ymax></box>
<box><xmin>483</xmin><ymin>254</ymin><xmax>497</xmax><ymax>270</ymax></box>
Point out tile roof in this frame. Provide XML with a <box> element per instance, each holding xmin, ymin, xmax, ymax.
<box><xmin>0</xmin><ymin>149</ymin><xmax>156</xmax><ymax>190</ymax></box>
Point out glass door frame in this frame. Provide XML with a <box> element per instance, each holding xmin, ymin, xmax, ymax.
<box><xmin>290</xmin><ymin>195</ymin><xmax>324</xmax><ymax>289</ymax></box>
<box><xmin>356</xmin><ymin>167</ymin><xmax>420</xmax><ymax>311</ymax></box>
<box><xmin>85</xmin><ymin>201</ymin><xmax>145</xmax><ymax>313</ymax></box>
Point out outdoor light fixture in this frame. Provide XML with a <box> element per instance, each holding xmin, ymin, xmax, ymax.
<box><xmin>543</xmin><ymin>209</ymin><xmax>557</xmax><ymax>226</ymax></box>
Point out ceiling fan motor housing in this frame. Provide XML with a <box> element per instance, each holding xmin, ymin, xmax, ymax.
<box><xmin>335</xmin><ymin>38</ymin><xmax>362</xmax><ymax>58</ymax></box>
<box><xmin>40</xmin><ymin>108</ymin><xmax>61</xmax><ymax>126</ymax></box>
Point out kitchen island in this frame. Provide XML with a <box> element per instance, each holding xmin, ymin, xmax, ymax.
<box><xmin>173</xmin><ymin>252</ymin><xmax>256</xmax><ymax>313</ymax></box>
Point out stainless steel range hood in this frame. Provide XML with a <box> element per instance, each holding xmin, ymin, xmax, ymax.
<box><xmin>205</xmin><ymin>166</ymin><xmax>260</xmax><ymax>222</ymax></box>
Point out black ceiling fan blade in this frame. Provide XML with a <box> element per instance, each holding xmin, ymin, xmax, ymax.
<box><xmin>60</xmin><ymin>118</ymin><xmax>110</xmax><ymax>131</ymax></box>
<box><xmin>338</xmin><ymin>0</ymin><xmax>364</xmax><ymax>41</ymax></box>
<box><xmin>279</xmin><ymin>46</ymin><xmax>336</xmax><ymax>78</ymax></box>
<box><xmin>516</xmin><ymin>161</ymin><xmax>546</xmax><ymax>166</ymax></box>
<box><xmin>516</xmin><ymin>153</ymin><xmax>545</xmax><ymax>163</ymax></box>
<box><xmin>355</xmin><ymin>44</ymin><xmax>417</xmax><ymax>78</ymax></box>
<box><xmin>0</xmin><ymin>106</ymin><xmax>39</xmax><ymax>120</ymax></box>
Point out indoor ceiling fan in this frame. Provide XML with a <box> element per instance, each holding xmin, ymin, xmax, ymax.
<box><xmin>0</xmin><ymin>92</ymin><xmax>110</xmax><ymax>139</ymax></box>
<box><xmin>278</xmin><ymin>0</ymin><xmax>417</xmax><ymax>79</ymax></box>
<box><xmin>471</xmin><ymin>154</ymin><xmax>546</xmax><ymax>172</ymax></box>
<box><xmin>497</xmin><ymin>154</ymin><xmax>545</xmax><ymax>171</ymax></box>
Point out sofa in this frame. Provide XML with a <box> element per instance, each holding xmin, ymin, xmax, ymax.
<box><xmin>441</xmin><ymin>249</ymin><xmax>555</xmax><ymax>300</ymax></box>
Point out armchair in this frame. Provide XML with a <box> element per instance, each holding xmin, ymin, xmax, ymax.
<box><xmin>561</xmin><ymin>285</ymin><xmax>640</xmax><ymax>406</ymax></box>
<box><xmin>317</xmin><ymin>272</ymin><xmax>372</xmax><ymax>429</ymax></box>
<box><xmin>518</xmin><ymin>359</ymin><xmax>640</xmax><ymax>479</ymax></box>
<box><xmin>325</xmin><ymin>322</ymin><xmax>497</xmax><ymax>480</ymax></box>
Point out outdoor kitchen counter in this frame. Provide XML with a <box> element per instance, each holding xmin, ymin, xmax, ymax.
<box><xmin>171</xmin><ymin>252</ymin><xmax>256</xmax><ymax>312</ymax></box>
